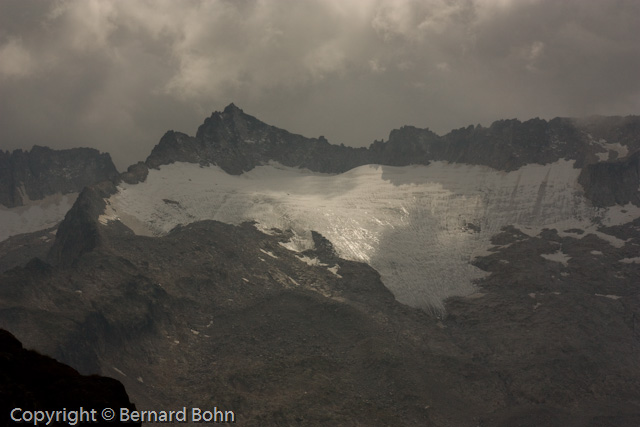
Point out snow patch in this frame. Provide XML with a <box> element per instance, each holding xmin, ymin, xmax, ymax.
<box><xmin>288</xmin><ymin>276</ymin><xmax>301</xmax><ymax>286</ymax></box>
<box><xmin>297</xmin><ymin>255</ymin><xmax>327</xmax><ymax>267</ymax></box>
<box><xmin>595</xmin><ymin>294</ymin><xmax>622</xmax><ymax>300</ymax></box>
<box><xmin>540</xmin><ymin>250</ymin><xmax>571</xmax><ymax>266</ymax></box>
<box><xmin>327</xmin><ymin>265</ymin><xmax>342</xmax><ymax>278</ymax></box>
<box><xmin>593</xmin><ymin>231</ymin><xmax>627</xmax><ymax>248</ymax></box>
<box><xmin>601</xmin><ymin>203</ymin><xmax>640</xmax><ymax>227</ymax></box>
<box><xmin>588</xmin><ymin>134</ymin><xmax>629</xmax><ymax>161</ymax></box>
<box><xmin>619</xmin><ymin>257</ymin><xmax>640</xmax><ymax>264</ymax></box>
<box><xmin>99</xmin><ymin>199</ymin><xmax>119</xmax><ymax>225</ymax></box>
<box><xmin>260</xmin><ymin>248</ymin><xmax>278</xmax><ymax>259</ymax></box>
<box><xmin>279</xmin><ymin>231</ymin><xmax>315</xmax><ymax>252</ymax></box>
<box><xmin>0</xmin><ymin>192</ymin><xmax>78</xmax><ymax>241</ymax></box>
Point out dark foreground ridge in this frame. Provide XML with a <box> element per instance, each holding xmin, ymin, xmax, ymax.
<box><xmin>0</xmin><ymin>329</ymin><xmax>140</xmax><ymax>426</ymax></box>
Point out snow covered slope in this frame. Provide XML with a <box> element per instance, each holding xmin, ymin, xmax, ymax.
<box><xmin>0</xmin><ymin>193</ymin><xmax>77</xmax><ymax>242</ymax></box>
<box><xmin>102</xmin><ymin>161</ymin><xmax>638</xmax><ymax>311</ymax></box>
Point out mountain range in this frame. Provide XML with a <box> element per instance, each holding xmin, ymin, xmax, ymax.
<box><xmin>1</xmin><ymin>105</ymin><xmax>639</xmax><ymax>426</ymax></box>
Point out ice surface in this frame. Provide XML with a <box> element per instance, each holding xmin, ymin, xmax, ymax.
<box><xmin>0</xmin><ymin>193</ymin><xmax>78</xmax><ymax>241</ymax></box>
<box><xmin>104</xmin><ymin>160</ymin><xmax>637</xmax><ymax>311</ymax></box>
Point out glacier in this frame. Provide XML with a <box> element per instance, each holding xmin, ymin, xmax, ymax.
<box><xmin>101</xmin><ymin>160</ymin><xmax>636</xmax><ymax>311</ymax></box>
<box><xmin>0</xmin><ymin>193</ymin><xmax>78</xmax><ymax>242</ymax></box>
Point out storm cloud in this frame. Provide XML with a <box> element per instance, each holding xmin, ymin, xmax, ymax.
<box><xmin>1</xmin><ymin>0</ymin><xmax>639</xmax><ymax>169</ymax></box>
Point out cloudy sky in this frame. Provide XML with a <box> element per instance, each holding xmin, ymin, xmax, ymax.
<box><xmin>1</xmin><ymin>0</ymin><xmax>639</xmax><ymax>169</ymax></box>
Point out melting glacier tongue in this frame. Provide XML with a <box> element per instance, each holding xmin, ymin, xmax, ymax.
<box><xmin>105</xmin><ymin>160</ymin><xmax>596</xmax><ymax>311</ymax></box>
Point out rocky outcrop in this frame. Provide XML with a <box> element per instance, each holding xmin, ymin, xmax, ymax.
<box><xmin>119</xmin><ymin>161</ymin><xmax>149</xmax><ymax>184</ymax></box>
<box><xmin>578</xmin><ymin>151</ymin><xmax>640</xmax><ymax>207</ymax></box>
<box><xmin>0</xmin><ymin>146</ymin><xmax>119</xmax><ymax>208</ymax></box>
<box><xmin>0</xmin><ymin>329</ymin><xmax>140</xmax><ymax>426</ymax></box>
<box><xmin>48</xmin><ymin>180</ymin><xmax>118</xmax><ymax>267</ymax></box>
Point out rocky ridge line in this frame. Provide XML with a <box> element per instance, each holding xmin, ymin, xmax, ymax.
<box><xmin>0</xmin><ymin>146</ymin><xmax>119</xmax><ymax>208</ymax></box>
<box><xmin>142</xmin><ymin>104</ymin><xmax>640</xmax><ymax>207</ymax></box>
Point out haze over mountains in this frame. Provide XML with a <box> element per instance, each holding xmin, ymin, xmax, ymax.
<box><xmin>1</xmin><ymin>105</ymin><xmax>639</xmax><ymax>425</ymax></box>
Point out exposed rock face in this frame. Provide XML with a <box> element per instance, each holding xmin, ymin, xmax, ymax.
<box><xmin>119</xmin><ymin>162</ymin><xmax>149</xmax><ymax>185</ymax></box>
<box><xmin>0</xmin><ymin>146</ymin><xmax>119</xmax><ymax>208</ymax></box>
<box><xmin>384</xmin><ymin>117</ymin><xmax>588</xmax><ymax>171</ymax></box>
<box><xmin>579</xmin><ymin>151</ymin><xmax>640</xmax><ymax>207</ymax></box>
<box><xmin>0</xmin><ymin>329</ymin><xmax>140</xmax><ymax>426</ymax></box>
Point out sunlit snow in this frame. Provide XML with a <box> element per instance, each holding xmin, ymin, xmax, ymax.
<box><xmin>102</xmin><ymin>160</ymin><xmax>634</xmax><ymax>311</ymax></box>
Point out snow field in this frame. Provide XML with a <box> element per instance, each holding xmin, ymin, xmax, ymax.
<box><xmin>103</xmin><ymin>160</ymin><xmax>632</xmax><ymax>311</ymax></box>
<box><xmin>0</xmin><ymin>193</ymin><xmax>78</xmax><ymax>241</ymax></box>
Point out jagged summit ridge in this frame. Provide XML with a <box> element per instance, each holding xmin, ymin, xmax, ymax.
<box><xmin>147</xmin><ymin>103</ymin><xmax>366</xmax><ymax>174</ymax></box>
<box><xmin>146</xmin><ymin>103</ymin><xmax>640</xmax><ymax>176</ymax></box>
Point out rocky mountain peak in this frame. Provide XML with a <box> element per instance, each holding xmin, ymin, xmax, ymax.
<box><xmin>223</xmin><ymin>102</ymin><xmax>242</xmax><ymax>114</ymax></box>
<box><xmin>147</xmin><ymin>104</ymin><xmax>367</xmax><ymax>174</ymax></box>
<box><xmin>195</xmin><ymin>102</ymin><xmax>269</xmax><ymax>143</ymax></box>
